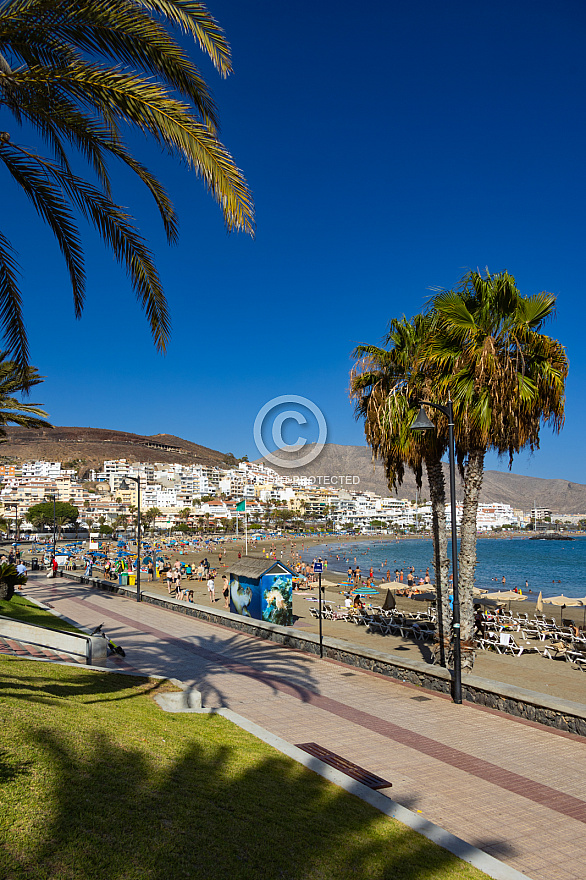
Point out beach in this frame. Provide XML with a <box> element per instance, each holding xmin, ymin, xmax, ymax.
<box><xmin>89</xmin><ymin>533</ymin><xmax>586</xmax><ymax>707</ymax></box>
<box><xmin>16</xmin><ymin>533</ymin><xmax>585</xmax><ymax>705</ymax></box>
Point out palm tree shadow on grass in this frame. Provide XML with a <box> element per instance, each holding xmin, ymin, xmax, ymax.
<box><xmin>0</xmin><ymin>662</ymin><xmax>172</xmax><ymax>706</ymax></box>
<box><xmin>5</xmin><ymin>722</ymin><xmax>490</xmax><ymax>880</ymax></box>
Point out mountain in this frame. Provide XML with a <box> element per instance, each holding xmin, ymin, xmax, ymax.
<box><xmin>256</xmin><ymin>443</ymin><xmax>586</xmax><ymax>514</ymax></box>
<box><xmin>0</xmin><ymin>426</ymin><xmax>232</xmax><ymax>477</ymax></box>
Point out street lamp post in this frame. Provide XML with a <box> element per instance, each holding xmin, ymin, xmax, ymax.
<box><xmin>45</xmin><ymin>494</ymin><xmax>57</xmax><ymax>561</ymax></box>
<box><xmin>6</xmin><ymin>502</ymin><xmax>18</xmax><ymax>544</ymax></box>
<box><xmin>120</xmin><ymin>476</ymin><xmax>141</xmax><ymax>602</ymax></box>
<box><xmin>411</xmin><ymin>400</ymin><xmax>462</xmax><ymax>705</ymax></box>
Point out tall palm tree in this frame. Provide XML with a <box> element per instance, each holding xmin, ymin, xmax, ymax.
<box><xmin>0</xmin><ymin>0</ymin><xmax>254</xmax><ymax>371</ymax></box>
<box><xmin>142</xmin><ymin>506</ymin><xmax>162</xmax><ymax>538</ymax></box>
<box><xmin>424</xmin><ymin>270</ymin><xmax>568</xmax><ymax>667</ymax></box>
<box><xmin>350</xmin><ymin>316</ymin><xmax>452</xmax><ymax>661</ymax></box>
<box><xmin>0</xmin><ymin>351</ymin><xmax>49</xmax><ymax>433</ymax></box>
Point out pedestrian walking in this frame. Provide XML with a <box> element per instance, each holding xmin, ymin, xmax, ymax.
<box><xmin>207</xmin><ymin>575</ymin><xmax>215</xmax><ymax>603</ymax></box>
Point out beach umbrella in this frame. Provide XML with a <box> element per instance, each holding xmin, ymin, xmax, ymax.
<box><xmin>542</xmin><ymin>594</ymin><xmax>584</xmax><ymax>625</ymax></box>
<box><xmin>475</xmin><ymin>596</ymin><xmax>498</xmax><ymax>608</ymax></box>
<box><xmin>486</xmin><ymin>590</ymin><xmax>527</xmax><ymax>602</ymax></box>
<box><xmin>382</xmin><ymin>589</ymin><xmax>396</xmax><ymax>611</ymax></box>
<box><xmin>536</xmin><ymin>591</ymin><xmax>544</xmax><ymax>613</ymax></box>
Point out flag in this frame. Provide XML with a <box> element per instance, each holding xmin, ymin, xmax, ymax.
<box><xmin>236</xmin><ymin>500</ymin><xmax>246</xmax><ymax>512</ymax></box>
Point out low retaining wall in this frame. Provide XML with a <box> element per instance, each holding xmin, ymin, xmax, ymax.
<box><xmin>63</xmin><ymin>572</ymin><xmax>586</xmax><ymax>736</ymax></box>
<box><xmin>0</xmin><ymin>613</ymin><xmax>107</xmax><ymax>665</ymax></box>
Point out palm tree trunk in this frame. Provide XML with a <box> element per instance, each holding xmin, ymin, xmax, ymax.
<box><xmin>425</xmin><ymin>453</ymin><xmax>450</xmax><ymax>666</ymax></box>
<box><xmin>458</xmin><ymin>447</ymin><xmax>485</xmax><ymax>670</ymax></box>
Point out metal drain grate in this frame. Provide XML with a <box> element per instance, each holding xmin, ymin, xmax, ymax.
<box><xmin>411</xmin><ymin>695</ymin><xmax>431</xmax><ymax>702</ymax></box>
<box><xmin>295</xmin><ymin>743</ymin><xmax>392</xmax><ymax>789</ymax></box>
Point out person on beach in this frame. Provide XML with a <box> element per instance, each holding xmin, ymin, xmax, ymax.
<box><xmin>474</xmin><ymin>605</ymin><xmax>485</xmax><ymax>637</ymax></box>
<box><xmin>207</xmin><ymin>575</ymin><xmax>215</xmax><ymax>603</ymax></box>
<box><xmin>222</xmin><ymin>575</ymin><xmax>230</xmax><ymax>608</ymax></box>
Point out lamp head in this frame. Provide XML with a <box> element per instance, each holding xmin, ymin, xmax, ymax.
<box><xmin>411</xmin><ymin>406</ymin><xmax>436</xmax><ymax>431</ymax></box>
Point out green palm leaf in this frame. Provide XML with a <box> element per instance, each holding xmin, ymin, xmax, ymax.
<box><xmin>0</xmin><ymin>0</ymin><xmax>253</xmax><ymax>368</ymax></box>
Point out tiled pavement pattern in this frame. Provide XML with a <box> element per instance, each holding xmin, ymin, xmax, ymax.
<box><xmin>0</xmin><ymin>635</ymin><xmax>85</xmax><ymax>664</ymax></box>
<box><xmin>22</xmin><ymin>573</ymin><xmax>586</xmax><ymax>880</ymax></box>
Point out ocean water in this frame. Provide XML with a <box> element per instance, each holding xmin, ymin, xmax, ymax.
<box><xmin>302</xmin><ymin>536</ymin><xmax>586</xmax><ymax>599</ymax></box>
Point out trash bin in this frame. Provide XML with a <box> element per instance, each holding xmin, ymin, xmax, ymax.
<box><xmin>119</xmin><ymin>573</ymin><xmax>129</xmax><ymax>586</ymax></box>
<box><xmin>31</xmin><ymin>557</ymin><xmax>39</xmax><ymax>571</ymax></box>
<box><xmin>128</xmin><ymin>573</ymin><xmax>136</xmax><ymax>586</ymax></box>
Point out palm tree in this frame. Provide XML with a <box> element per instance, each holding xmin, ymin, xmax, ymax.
<box><xmin>350</xmin><ymin>317</ymin><xmax>453</xmax><ymax>661</ymax></box>
<box><xmin>114</xmin><ymin>513</ymin><xmax>129</xmax><ymax>535</ymax></box>
<box><xmin>424</xmin><ymin>270</ymin><xmax>568</xmax><ymax>667</ymax></box>
<box><xmin>142</xmin><ymin>507</ymin><xmax>162</xmax><ymax>537</ymax></box>
<box><xmin>55</xmin><ymin>514</ymin><xmax>68</xmax><ymax>542</ymax></box>
<box><xmin>0</xmin><ymin>0</ymin><xmax>254</xmax><ymax>372</ymax></box>
<box><xmin>0</xmin><ymin>352</ymin><xmax>50</xmax><ymax>432</ymax></box>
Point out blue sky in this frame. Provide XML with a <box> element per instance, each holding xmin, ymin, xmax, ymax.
<box><xmin>7</xmin><ymin>0</ymin><xmax>586</xmax><ymax>482</ymax></box>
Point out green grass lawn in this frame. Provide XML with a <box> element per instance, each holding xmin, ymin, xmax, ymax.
<box><xmin>0</xmin><ymin>658</ymin><xmax>489</xmax><ymax>880</ymax></box>
<box><xmin>0</xmin><ymin>593</ymin><xmax>83</xmax><ymax>634</ymax></box>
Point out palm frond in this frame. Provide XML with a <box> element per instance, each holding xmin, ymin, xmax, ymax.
<box><xmin>0</xmin><ymin>142</ymin><xmax>86</xmax><ymax>317</ymax></box>
<box><xmin>138</xmin><ymin>0</ymin><xmax>232</xmax><ymax>76</ymax></box>
<box><xmin>0</xmin><ymin>232</ymin><xmax>27</xmax><ymax>375</ymax></box>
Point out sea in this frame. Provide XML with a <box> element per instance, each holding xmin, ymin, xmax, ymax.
<box><xmin>301</xmin><ymin>536</ymin><xmax>586</xmax><ymax>600</ymax></box>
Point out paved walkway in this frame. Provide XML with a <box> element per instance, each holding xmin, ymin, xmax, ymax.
<box><xmin>23</xmin><ymin>573</ymin><xmax>586</xmax><ymax>880</ymax></box>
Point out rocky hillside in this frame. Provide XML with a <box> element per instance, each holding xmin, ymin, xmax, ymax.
<box><xmin>0</xmin><ymin>426</ymin><xmax>233</xmax><ymax>477</ymax></box>
<box><xmin>257</xmin><ymin>443</ymin><xmax>586</xmax><ymax>514</ymax></box>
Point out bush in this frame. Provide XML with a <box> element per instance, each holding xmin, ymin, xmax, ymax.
<box><xmin>0</xmin><ymin>562</ymin><xmax>27</xmax><ymax>601</ymax></box>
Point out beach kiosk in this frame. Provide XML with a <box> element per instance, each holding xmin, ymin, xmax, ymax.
<box><xmin>229</xmin><ymin>557</ymin><xmax>294</xmax><ymax>626</ymax></box>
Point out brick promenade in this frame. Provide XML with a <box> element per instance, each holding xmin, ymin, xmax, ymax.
<box><xmin>24</xmin><ymin>573</ymin><xmax>586</xmax><ymax>880</ymax></box>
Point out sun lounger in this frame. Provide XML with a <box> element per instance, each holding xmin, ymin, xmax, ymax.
<box><xmin>495</xmin><ymin>632</ymin><xmax>524</xmax><ymax>656</ymax></box>
<box><xmin>563</xmin><ymin>649</ymin><xmax>586</xmax><ymax>668</ymax></box>
<box><xmin>520</xmin><ymin>625</ymin><xmax>546</xmax><ymax>641</ymax></box>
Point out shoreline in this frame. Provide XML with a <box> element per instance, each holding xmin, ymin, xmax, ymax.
<box><xmin>298</xmin><ymin>534</ymin><xmax>586</xmax><ymax>606</ymax></box>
